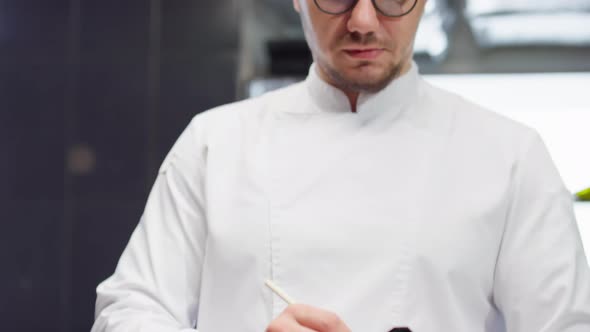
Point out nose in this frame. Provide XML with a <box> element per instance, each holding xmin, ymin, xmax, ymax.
<box><xmin>346</xmin><ymin>0</ymin><xmax>380</xmax><ymax>35</ymax></box>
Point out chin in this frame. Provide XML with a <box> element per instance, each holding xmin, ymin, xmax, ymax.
<box><xmin>329</xmin><ymin>73</ymin><xmax>389</xmax><ymax>93</ymax></box>
<box><xmin>341</xmin><ymin>67</ymin><xmax>399</xmax><ymax>93</ymax></box>
<box><xmin>319</xmin><ymin>56</ymin><xmax>401</xmax><ymax>93</ymax></box>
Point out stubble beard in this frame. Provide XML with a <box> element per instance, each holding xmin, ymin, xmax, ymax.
<box><xmin>320</xmin><ymin>57</ymin><xmax>402</xmax><ymax>94</ymax></box>
<box><xmin>300</xmin><ymin>14</ymin><xmax>407</xmax><ymax>94</ymax></box>
<box><xmin>317</xmin><ymin>31</ymin><xmax>403</xmax><ymax>94</ymax></box>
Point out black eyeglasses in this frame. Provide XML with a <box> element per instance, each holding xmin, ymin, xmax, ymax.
<box><xmin>313</xmin><ymin>0</ymin><xmax>418</xmax><ymax>18</ymax></box>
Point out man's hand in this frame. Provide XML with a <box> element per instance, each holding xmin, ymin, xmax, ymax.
<box><xmin>265</xmin><ymin>304</ymin><xmax>352</xmax><ymax>332</ymax></box>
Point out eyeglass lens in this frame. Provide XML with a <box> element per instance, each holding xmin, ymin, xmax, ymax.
<box><xmin>314</xmin><ymin>0</ymin><xmax>417</xmax><ymax>17</ymax></box>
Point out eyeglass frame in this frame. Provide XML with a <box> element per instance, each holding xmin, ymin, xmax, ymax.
<box><xmin>312</xmin><ymin>0</ymin><xmax>419</xmax><ymax>18</ymax></box>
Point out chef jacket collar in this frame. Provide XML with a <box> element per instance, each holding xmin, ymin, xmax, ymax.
<box><xmin>305</xmin><ymin>61</ymin><xmax>420</xmax><ymax>117</ymax></box>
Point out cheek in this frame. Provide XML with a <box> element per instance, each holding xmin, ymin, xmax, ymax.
<box><xmin>385</xmin><ymin>21</ymin><xmax>419</xmax><ymax>49</ymax></box>
<box><xmin>311</xmin><ymin>16</ymin><xmax>347</xmax><ymax>51</ymax></box>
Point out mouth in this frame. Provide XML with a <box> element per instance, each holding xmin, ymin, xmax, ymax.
<box><xmin>343</xmin><ymin>48</ymin><xmax>385</xmax><ymax>60</ymax></box>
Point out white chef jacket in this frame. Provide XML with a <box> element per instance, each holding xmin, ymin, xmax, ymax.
<box><xmin>92</xmin><ymin>63</ymin><xmax>590</xmax><ymax>332</ymax></box>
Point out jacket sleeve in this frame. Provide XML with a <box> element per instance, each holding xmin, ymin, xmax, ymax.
<box><xmin>493</xmin><ymin>131</ymin><xmax>590</xmax><ymax>331</ymax></box>
<box><xmin>91</xmin><ymin>118</ymin><xmax>208</xmax><ymax>332</ymax></box>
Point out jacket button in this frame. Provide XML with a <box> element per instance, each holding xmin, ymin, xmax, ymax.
<box><xmin>388</xmin><ymin>328</ymin><xmax>412</xmax><ymax>332</ymax></box>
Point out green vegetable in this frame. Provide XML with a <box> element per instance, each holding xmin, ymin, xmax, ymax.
<box><xmin>575</xmin><ymin>187</ymin><xmax>590</xmax><ymax>201</ymax></box>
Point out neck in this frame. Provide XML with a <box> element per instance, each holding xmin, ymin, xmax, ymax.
<box><xmin>345</xmin><ymin>91</ymin><xmax>360</xmax><ymax>113</ymax></box>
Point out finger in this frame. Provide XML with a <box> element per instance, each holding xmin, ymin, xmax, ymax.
<box><xmin>266</xmin><ymin>314</ymin><xmax>317</xmax><ymax>332</ymax></box>
<box><xmin>287</xmin><ymin>304</ymin><xmax>349</xmax><ymax>332</ymax></box>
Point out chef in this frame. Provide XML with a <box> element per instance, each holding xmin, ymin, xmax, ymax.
<box><xmin>91</xmin><ymin>0</ymin><xmax>590</xmax><ymax>331</ymax></box>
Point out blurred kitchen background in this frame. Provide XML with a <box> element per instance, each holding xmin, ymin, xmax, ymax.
<box><xmin>0</xmin><ymin>0</ymin><xmax>589</xmax><ymax>331</ymax></box>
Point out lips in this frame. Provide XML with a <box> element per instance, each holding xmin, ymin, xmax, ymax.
<box><xmin>343</xmin><ymin>48</ymin><xmax>384</xmax><ymax>60</ymax></box>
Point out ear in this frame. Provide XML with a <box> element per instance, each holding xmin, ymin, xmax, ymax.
<box><xmin>293</xmin><ymin>0</ymin><xmax>301</xmax><ymax>13</ymax></box>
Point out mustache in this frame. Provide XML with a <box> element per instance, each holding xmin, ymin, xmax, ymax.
<box><xmin>340</xmin><ymin>31</ymin><xmax>384</xmax><ymax>48</ymax></box>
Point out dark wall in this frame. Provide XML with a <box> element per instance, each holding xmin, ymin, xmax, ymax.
<box><xmin>0</xmin><ymin>1</ymin><xmax>239</xmax><ymax>331</ymax></box>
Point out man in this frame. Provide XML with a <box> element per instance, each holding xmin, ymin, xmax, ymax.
<box><xmin>91</xmin><ymin>0</ymin><xmax>590</xmax><ymax>331</ymax></box>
